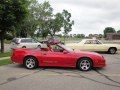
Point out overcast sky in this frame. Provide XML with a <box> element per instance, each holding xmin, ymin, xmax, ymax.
<box><xmin>38</xmin><ymin>0</ymin><xmax>120</xmax><ymax>35</ymax></box>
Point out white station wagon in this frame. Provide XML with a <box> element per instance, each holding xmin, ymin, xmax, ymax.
<box><xmin>10</xmin><ymin>38</ymin><xmax>42</xmax><ymax>49</ymax></box>
<box><xmin>66</xmin><ymin>39</ymin><xmax>120</xmax><ymax>54</ymax></box>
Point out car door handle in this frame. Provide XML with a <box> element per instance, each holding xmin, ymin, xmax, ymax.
<box><xmin>43</xmin><ymin>54</ymin><xmax>46</xmax><ymax>55</ymax></box>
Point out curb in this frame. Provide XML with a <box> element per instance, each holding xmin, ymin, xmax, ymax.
<box><xmin>0</xmin><ymin>57</ymin><xmax>10</xmax><ymax>60</ymax></box>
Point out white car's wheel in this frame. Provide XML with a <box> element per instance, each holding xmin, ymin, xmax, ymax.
<box><xmin>37</xmin><ymin>45</ymin><xmax>41</xmax><ymax>48</ymax></box>
<box><xmin>108</xmin><ymin>48</ymin><xmax>116</xmax><ymax>54</ymax></box>
<box><xmin>24</xmin><ymin>57</ymin><xmax>38</xmax><ymax>69</ymax></box>
<box><xmin>22</xmin><ymin>46</ymin><xmax>26</xmax><ymax>48</ymax></box>
<box><xmin>77</xmin><ymin>58</ymin><xmax>92</xmax><ymax>71</ymax></box>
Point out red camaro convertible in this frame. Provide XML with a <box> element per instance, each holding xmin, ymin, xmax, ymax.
<box><xmin>11</xmin><ymin>44</ymin><xmax>106</xmax><ymax>71</ymax></box>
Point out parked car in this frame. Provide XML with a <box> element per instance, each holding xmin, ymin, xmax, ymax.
<box><xmin>10</xmin><ymin>38</ymin><xmax>42</xmax><ymax>49</ymax></box>
<box><xmin>11</xmin><ymin>44</ymin><xmax>106</xmax><ymax>71</ymax></box>
<box><xmin>66</xmin><ymin>39</ymin><xmax>120</xmax><ymax>54</ymax></box>
<box><xmin>36</xmin><ymin>40</ymin><xmax>48</xmax><ymax>44</ymax></box>
<box><xmin>47</xmin><ymin>37</ymin><xmax>61</xmax><ymax>44</ymax></box>
<box><xmin>36</xmin><ymin>37</ymin><xmax>63</xmax><ymax>44</ymax></box>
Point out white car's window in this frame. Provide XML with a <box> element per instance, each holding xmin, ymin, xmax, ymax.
<box><xmin>85</xmin><ymin>40</ymin><xmax>93</xmax><ymax>44</ymax></box>
<box><xmin>95</xmin><ymin>40</ymin><xmax>102</xmax><ymax>44</ymax></box>
<box><xmin>21</xmin><ymin>39</ymin><xmax>32</xmax><ymax>43</ymax></box>
<box><xmin>32</xmin><ymin>39</ymin><xmax>38</xmax><ymax>43</ymax></box>
<box><xmin>85</xmin><ymin>40</ymin><xmax>102</xmax><ymax>44</ymax></box>
<box><xmin>12</xmin><ymin>38</ymin><xmax>19</xmax><ymax>43</ymax></box>
<box><xmin>92</xmin><ymin>40</ymin><xmax>97</xmax><ymax>44</ymax></box>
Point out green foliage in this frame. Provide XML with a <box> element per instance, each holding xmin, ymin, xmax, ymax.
<box><xmin>0</xmin><ymin>0</ymin><xmax>29</xmax><ymax>30</ymax></box>
<box><xmin>15</xmin><ymin>1</ymin><xmax>74</xmax><ymax>39</ymax></box>
<box><xmin>117</xmin><ymin>30</ymin><xmax>120</xmax><ymax>33</ymax></box>
<box><xmin>5</xmin><ymin>33</ymin><xmax>14</xmax><ymax>40</ymax></box>
<box><xmin>76</xmin><ymin>34</ymin><xmax>85</xmax><ymax>38</ymax></box>
<box><xmin>48</xmin><ymin>13</ymin><xmax>64</xmax><ymax>37</ymax></box>
<box><xmin>0</xmin><ymin>0</ymin><xmax>29</xmax><ymax>52</ymax></box>
<box><xmin>62</xmin><ymin>10</ymin><xmax>74</xmax><ymax>43</ymax></box>
<box><xmin>36</xmin><ymin>1</ymin><xmax>53</xmax><ymax>38</ymax></box>
<box><xmin>62</xmin><ymin>10</ymin><xmax>74</xmax><ymax>35</ymax></box>
<box><xmin>103</xmin><ymin>27</ymin><xmax>116</xmax><ymax>38</ymax></box>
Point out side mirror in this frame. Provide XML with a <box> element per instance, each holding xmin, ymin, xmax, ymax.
<box><xmin>63</xmin><ymin>50</ymin><xmax>68</xmax><ymax>54</ymax></box>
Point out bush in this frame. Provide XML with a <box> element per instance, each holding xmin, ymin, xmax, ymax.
<box><xmin>5</xmin><ymin>34</ymin><xmax>14</xmax><ymax>40</ymax></box>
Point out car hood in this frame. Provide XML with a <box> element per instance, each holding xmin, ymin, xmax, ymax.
<box><xmin>73</xmin><ymin>49</ymin><xmax>102</xmax><ymax>56</ymax></box>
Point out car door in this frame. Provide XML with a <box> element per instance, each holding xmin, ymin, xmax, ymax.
<box><xmin>41</xmin><ymin>45</ymin><xmax>74</xmax><ymax>67</ymax></box>
<box><xmin>93</xmin><ymin>40</ymin><xmax>107</xmax><ymax>51</ymax></box>
<box><xmin>21</xmin><ymin>39</ymin><xmax>32</xmax><ymax>48</ymax></box>
<box><xmin>82</xmin><ymin>40</ymin><xmax>94</xmax><ymax>51</ymax></box>
<box><xmin>31</xmin><ymin>39</ymin><xmax>40</xmax><ymax>48</ymax></box>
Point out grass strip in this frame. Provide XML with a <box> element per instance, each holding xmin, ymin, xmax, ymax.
<box><xmin>0</xmin><ymin>52</ymin><xmax>12</xmax><ymax>58</ymax></box>
<box><xmin>0</xmin><ymin>59</ymin><xmax>12</xmax><ymax>66</ymax></box>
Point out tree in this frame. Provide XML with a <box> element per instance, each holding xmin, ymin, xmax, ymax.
<box><xmin>15</xmin><ymin>0</ymin><xmax>39</xmax><ymax>38</ymax></box>
<box><xmin>117</xmin><ymin>30</ymin><xmax>120</xmax><ymax>33</ymax></box>
<box><xmin>37</xmin><ymin>1</ymin><xmax>53</xmax><ymax>38</ymax></box>
<box><xmin>103</xmin><ymin>27</ymin><xmax>116</xmax><ymax>38</ymax></box>
<box><xmin>62</xmin><ymin>10</ymin><xmax>74</xmax><ymax>43</ymax></box>
<box><xmin>48</xmin><ymin>13</ymin><xmax>64</xmax><ymax>37</ymax></box>
<box><xmin>0</xmin><ymin>0</ymin><xmax>29</xmax><ymax>53</ymax></box>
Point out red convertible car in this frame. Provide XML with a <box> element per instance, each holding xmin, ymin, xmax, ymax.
<box><xmin>11</xmin><ymin>44</ymin><xmax>106</xmax><ymax>71</ymax></box>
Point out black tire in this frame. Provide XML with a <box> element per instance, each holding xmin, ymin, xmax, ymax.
<box><xmin>37</xmin><ymin>45</ymin><xmax>41</xmax><ymax>48</ymax></box>
<box><xmin>77</xmin><ymin>58</ymin><xmax>92</xmax><ymax>71</ymax></box>
<box><xmin>24</xmin><ymin>57</ymin><xmax>38</xmax><ymax>69</ymax></box>
<box><xmin>22</xmin><ymin>46</ymin><xmax>26</xmax><ymax>48</ymax></box>
<box><xmin>108</xmin><ymin>48</ymin><xmax>116</xmax><ymax>54</ymax></box>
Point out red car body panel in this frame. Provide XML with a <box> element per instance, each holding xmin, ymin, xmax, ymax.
<box><xmin>11</xmin><ymin>45</ymin><xmax>106</xmax><ymax>68</ymax></box>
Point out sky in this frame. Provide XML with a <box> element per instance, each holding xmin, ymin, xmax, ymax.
<box><xmin>38</xmin><ymin>0</ymin><xmax>120</xmax><ymax>36</ymax></box>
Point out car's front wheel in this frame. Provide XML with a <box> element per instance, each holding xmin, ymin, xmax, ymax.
<box><xmin>24</xmin><ymin>57</ymin><xmax>38</xmax><ymax>69</ymax></box>
<box><xmin>108</xmin><ymin>48</ymin><xmax>117</xmax><ymax>54</ymax></box>
<box><xmin>77</xmin><ymin>58</ymin><xmax>92</xmax><ymax>71</ymax></box>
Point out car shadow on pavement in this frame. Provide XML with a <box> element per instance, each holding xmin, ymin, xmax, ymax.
<box><xmin>94</xmin><ymin>51</ymin><xmax>120</xmax><ymax>55</ymax></box>
<box><xmin>12</xmin><ymin>63</ymin><xmax>106</xmax><ymax>72</ymax></box>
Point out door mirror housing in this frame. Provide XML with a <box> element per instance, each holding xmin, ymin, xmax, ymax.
<box><xmin>63</xmin><ymin>50</ymin><xmax>69</xmax><ymax>54</ymax></box>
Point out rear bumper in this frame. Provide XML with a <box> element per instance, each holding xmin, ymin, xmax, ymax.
<box><xmin>11</xmin><ymin>56</ymin><xmax>23</xmax><ymax>64</ymax></box>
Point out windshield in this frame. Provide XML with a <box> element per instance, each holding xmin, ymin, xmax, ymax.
<box><xmin>59</xmin><ymin>44</ymin><xmax>74</xmax><ymax>52</ymax></box>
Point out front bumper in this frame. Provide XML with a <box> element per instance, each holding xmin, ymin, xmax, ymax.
<box><xmin>93</xmin><ymin>57</ymin><xmax>106</xmax><ymax>68</ymax></box>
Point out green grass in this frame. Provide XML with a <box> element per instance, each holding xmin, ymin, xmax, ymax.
<box><xmin>0</xmin><ymin>59</ymin><xmax>12</xmax><ymax>66</ymax></box>
<box><xmin>35</xmin><ymin>37</ymin><xmax>82</xmax><ymax>42</ymax></box>
<box><xmin>60</xmin><ymin>37</ymin><xmax>81</xmax><ymax>42</ymax></box>
<box><xmin>0</xmin><ymin>52</ymin><xmax>12</xmax><ymax>58</ymax></box>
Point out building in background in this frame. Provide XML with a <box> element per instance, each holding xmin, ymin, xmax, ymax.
<box><xmin>106</xmin><ymin>33</ymin><xmax>120</xmax><ymax>40</ymax></box>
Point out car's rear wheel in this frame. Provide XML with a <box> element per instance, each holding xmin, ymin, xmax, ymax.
<box><xmin>108</xmin><ymin>48</ymin><xmax>116</xmax><ymax>54</ymax></box>
<box><xmin>24</xmin><ymin>57</ymin><xmax>38</xmax><ymax>69</ymax></box>
<box><xmin>77</xmin><ymin>58</ymin><xmax>92</xmax><ymax>71</ymax></box>
<box><xmin>37</xmin><ymin>45</ymin><xmax>41</xmax><ymax>48</ymax></box>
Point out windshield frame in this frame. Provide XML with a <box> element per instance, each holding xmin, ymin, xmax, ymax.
<box><xmin>58</xmin><ymin>44</ymin><xmax>74</xmax><ymax>52</ymax></box>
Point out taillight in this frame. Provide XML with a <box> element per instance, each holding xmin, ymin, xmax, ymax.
<box><xmin>15</xmin><ymin>41</ymin><xmax>20</xmax><ymax>44</ymax></box>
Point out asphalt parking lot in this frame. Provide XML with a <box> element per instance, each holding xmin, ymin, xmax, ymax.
<box><xmin>0</xmin><ymin>51</ymin><xmax>120</xmax><ymax>90</ymax></box>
